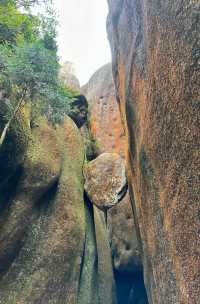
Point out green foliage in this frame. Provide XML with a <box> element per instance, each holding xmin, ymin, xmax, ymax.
<box><xmin>0</xmin><ymin>1</ymin><xmax>40</xmax><ymax>45</ymax></box>
<box><xmin>83</xmin><ymin>127</ymin><xmax>100</xmax><ymax>161</ymax></box>
<box><xmin>0</xmin><ymin>0</ymin><xmax>76</xmax><ymax>126</ymax></box>
<box><xmin>15</xmin><ymin>1</ymin><xmax>53</xmax><ymax>9</ymax></box>
<box><xmin>1</xmin><ymin>41</ymin><xmax>77</xmax><ymax>124</ymax></box>
<box><xmin>39</xmin><ymin>3</ymin><xmax>57</xmax><ymax>51</ymax></box>
<box><xmin>2</xmin><ymin>41</ymin><xmax>58</xmax><ymax>94</ymax></box>
<box><xmin>41</xmin><ymin>83</ymin><xmax>77</xmax><ymax>124</ymax></box>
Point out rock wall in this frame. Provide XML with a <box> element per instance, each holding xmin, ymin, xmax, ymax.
<box><xmin>83</xmin><ymin>64</ymin><xmax>142</xmax><ymax>273</ymax></box>
<box><xmin>0</xmin><ymin>104</ymin><xmax>116</xmax><ymax>303</ymax></box>
<box><xmin>107</xmin><ymin>0</ymin><xmax>199</xmax><ymax>303</ymax></box>
<box><xmin>83</xmin><ymin>63</ymin><xmax>125</xmax><ymax>155</ymax></box>
<box><xmin>83</xmin><ymin>63</ymin><xmax>147</xmax><ymax>303</ymax></box>
<box><xmin>0</xmin><ymin>114</ymin><xmax>85</xmax><ymax>303</ymax></box>
<box><xmin>59</xmin><ymin>61</ymin><xmax>80</xmax><ymax>91</ymax></box>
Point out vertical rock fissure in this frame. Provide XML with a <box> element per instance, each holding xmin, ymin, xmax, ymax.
<box><xmin>78</xmin><ymin>194</ymin><xmax>99</xmax><ymax>304</ymax></box>
<box><xmin>83</xmin><ymin>62</ymin><xmax>149</xmax><ymax>303</ymax></box>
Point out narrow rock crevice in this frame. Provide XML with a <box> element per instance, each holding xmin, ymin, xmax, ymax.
<box><xmin>114</xmin><ymin>271</ymin><xmax>148</xmax><ymax>304</ymax></box>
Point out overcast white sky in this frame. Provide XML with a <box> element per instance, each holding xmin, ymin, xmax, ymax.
<box><xmin>53</xmin><ymin>0</ymin><xmax>111</xmax><ymax>85</ymax></box>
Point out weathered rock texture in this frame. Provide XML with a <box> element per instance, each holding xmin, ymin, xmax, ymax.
<box><xmin>78</xmin><ymin>200</ymin><xmax>117</xmax><ymax>304</ymax></box>
<box><xmin>83</xmin><ymin>64</ymin><xmax>142</xmax><ymax>275</ymax></box>
<box><xmin>84</xmin><ymin>153</ymin><xmax>127</xmax><ymax>211</ymax></box>
<box><xmin>107</xmin><ymin>0</ymin><xmax>200</xmax><ymax>303</ymax></box>
<box><xmin>0</xmin><ymin>115</ymin><xmax>85</xmax><ymax>303</ymax></box>
<box><xmin>108</xmin><ymin>192</ymin><xmax>141</xmax><ymax>274</ymax></box>
<box><xmin>59</xmin><ymin>61</ymin><xmax>80</xmax><ymax>91</ymax></box>
<box><xmin>0</xmin><ymin>105</ymin><xmax>116</xmax><ymax>303</ymax></box>
<box><xmin>83</xmin><ymin>63</ymin><xmax>125</xmax><ymax>155</ymax></box>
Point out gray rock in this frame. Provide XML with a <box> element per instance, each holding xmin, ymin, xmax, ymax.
<box><xmin>84</xmin><ymin>153</ymin><xmax>127</xmax><ymax>212</ymax></box>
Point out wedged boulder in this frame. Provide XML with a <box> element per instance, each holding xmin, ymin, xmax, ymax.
<box><xmin>84</xmin><ymin>153</ymin><xmax>127</xmax><ymax>212</ymax></box>
<box><xmin>107</xmin><ymin>0</ymin><xmax>199</xmax><ymax>303</ymax></box>
<box><xmin>83</xmin><ymin>64</ymin><xmax>142</xmax><ymax>279</ymax></box>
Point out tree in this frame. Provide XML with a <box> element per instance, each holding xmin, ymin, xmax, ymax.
<box><xmin>0</xmin><ymin>0</ymin><xmax>76</xmax><ymax>147</ymax></box>
<box><xmin>15</xmin><ymin>0</ymin><xmax>52</xmax><ymax>9</ymax></box>
<box><xmin>0</xmin><ymin>41</ymin><xmax>76</xmax><ymax>146</ymax></box>
<box><xmin>0</xmin><ymin>1</ymin><xmax>40</xmax><ymax>45</ymax></box>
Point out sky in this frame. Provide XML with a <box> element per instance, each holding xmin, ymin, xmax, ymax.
<box><xmin>53</xmin><ymin>0</ymin><xmax>111</xmax><ymax>85</ymax></box>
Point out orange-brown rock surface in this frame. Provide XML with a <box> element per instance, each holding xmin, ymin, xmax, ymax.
<box><xmin>83</xmin><ymin>63</ymin><xmax>143</xmax><ymax>272</ymax></box>
<box><xmin>107</xmin><ymin>0</ymin><xmax>200</xmax><ymax>303</ymax></box>
<box><xmin>83</xmin><ymin>63</ymin><xmax>146</xmax><ymax>303</ymax></box>
<box><xmin>83</xmin><ymin>63</ymin><xmax>125</xmax><ymax>155</ymax></box>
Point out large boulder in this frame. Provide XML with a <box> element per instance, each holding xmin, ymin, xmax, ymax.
<box><xmin>107</xmin><ymin>0</ymin><xmax>199</xmax><ymax>303</ymax></box>
<box><xmin>0</xmin><ymin>112</ymin><xmax>116</xmax><ymax>303</ymax></box>
<box><xmin>84</xmin><ymin>153</ymin><xmax>127</xmax><ymax>212</ymax></box>
<box><xmin>83</xmin><ymin>64</ymin><xmax>142</xmax><ymax>272</ymax></box>
<box><xmin>0</xmin><ymin>116</ymin><xmax>85</xmax><ymax>303</ymax></box>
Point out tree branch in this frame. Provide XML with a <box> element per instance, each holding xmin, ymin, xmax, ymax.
<box><xmin>0</xmin><ymin>89</ymin><xmax>27</xmax><ymax>147</ymax></box>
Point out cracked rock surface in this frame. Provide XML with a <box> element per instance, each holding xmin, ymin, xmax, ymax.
<box><xmin>84</xmin><ymin>153</ymin><xmax>127</xmax><ymax>212</ymax></box>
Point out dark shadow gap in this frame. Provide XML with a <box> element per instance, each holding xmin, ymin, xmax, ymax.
<box><xmin>114</xmin><ymin>270</ymin><xmax>148</xmax><ymax>304</ymax></box>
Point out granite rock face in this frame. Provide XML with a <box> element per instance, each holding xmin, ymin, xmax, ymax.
<box><xmin>0</xmin><ymin>115</ymin><xmax>86</xmax><ymax>303</ymax></box>
<box><xmin>84</xmin><ymin>153</ymin><xmax>127</xmax><ymax>212</ymax></box>
<box><xmin>83</xmin><ymin>63</ymin><xmax>125</xmax><ymax>155</ymax></box>
<box><xmin>107</xmin><ymin>0</ymin><xmax>200</xmax><ymax>303</ymax></box>
<box><xmin>83</xmin><ymin>64</ymin><xmax>142</xmax><ymax>275</ymax></box>
<box><xmin>0</xmin><ymin>106</ymin><xmax>116</xmax><ymax>304</ymax></box>
<box><xmin>108</xmin><ymin>192</ymin><xmax>141</xmax><ymax>274</ymax></box>
<box><xmin>59</xmin><ymin>61</ymin><xmax>80</xmax><ymax>91</ymax></box>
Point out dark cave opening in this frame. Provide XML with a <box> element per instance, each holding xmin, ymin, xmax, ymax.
<box><xmin>114</xmin><ymin>270</ymin><xmax>149</xmax><ymax>304</ymax></box>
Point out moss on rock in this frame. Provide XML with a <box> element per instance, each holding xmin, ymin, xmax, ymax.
<box><xmin>0</xmin><ymin>116</ymin><xmax>86</xmax><ymax>303</ymax></box>
<box><xmin>0</xmin><ymin>102</ymin><xmax>30</xmax><ymax>183</ymax></box>
<box><xmin>0</xmin><ymin>110</ymin><xmax>117</xmax><ymax>303</ymax></box>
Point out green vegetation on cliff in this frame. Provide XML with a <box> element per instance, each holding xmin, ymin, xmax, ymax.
<box><xmin>0</xmin><ymin>0</ymin><xmax>77</xmax><ymax>146</ymax></box>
